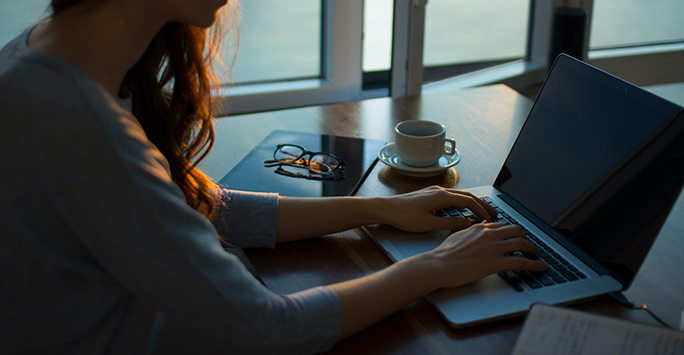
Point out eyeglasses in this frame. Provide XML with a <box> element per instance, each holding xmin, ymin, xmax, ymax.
<box><xmin>264</xmin><ymin>144</ymin><xmax>345</xmax><ymax>181</ymax></box>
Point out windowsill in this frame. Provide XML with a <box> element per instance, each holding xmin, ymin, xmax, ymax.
<box><xmin>589</xmin><ymin>42</ymin><xmax>684</xmax><ymax>60</ymax></box>
<box><xmin>422</xmin><ymin>60</ymin><xmax>546</xmax><ymax>93</ymax></box>
<box><xmin>644</xmin><ymin>82</ymin><xmax>684</xmax><ymax>107</ymax></box>
<box><xmin>215</xmin><ymin>79</ymin><xmax>342</xmax><ymax>116</ymax></box>
<box><xmin>219</xmin><ymin>79</ymin><xmax>326</xmax><ymax>98</ymax></box>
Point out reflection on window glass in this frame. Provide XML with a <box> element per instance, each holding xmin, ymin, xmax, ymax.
<box><xmin>0</xmin><ymin>0</ymin><xmax>49</xmax><ymax>48</ymax></box>
<box><xmin>363</xmin><ymin>0</ymin><xmax>393</xmax><ymax>72</ymax></box>
<box><xmin>229</xmin><ymin>0</ymin><xmax>321</xmax><ymax>85</ymax></box>
<box><xmin>590</xmin><ymin>0</ymin><xmax>684</xmax><ymax>49</ymax></box>
<box><xmin>423</xmin><ymin>0</ymin><xmax>529</xmax><ymax>66</ymax></box>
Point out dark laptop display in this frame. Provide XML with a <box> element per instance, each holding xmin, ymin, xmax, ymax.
<box><xmin>495</xmin><ymin>55</ymin><xmax>684</xmax><ymax>286</ymax></box>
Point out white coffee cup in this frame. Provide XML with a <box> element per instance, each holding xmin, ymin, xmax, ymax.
<box><xmin>394</xmin><ymin>120</ymin><xmax>456</xmax><ymax>167</ymax></box>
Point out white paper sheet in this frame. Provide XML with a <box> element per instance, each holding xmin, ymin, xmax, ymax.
<box><xmin>512</xmin><ymin>304</ymin><xmax>684</xmax><ymax>355</ymax></box>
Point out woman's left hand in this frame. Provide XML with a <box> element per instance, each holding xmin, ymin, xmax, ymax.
<box><xmin>382</xmin><ymin>186</ymin><xmax>498</xmax><ymax>233</ymax></box>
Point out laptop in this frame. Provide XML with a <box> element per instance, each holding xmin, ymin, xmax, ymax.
<box><xmin>362</xmin><ymin>54</ymin><xmax>684</xmax><ymax>327</ymax></box>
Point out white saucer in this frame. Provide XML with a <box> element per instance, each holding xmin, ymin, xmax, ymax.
<box><xmin>377</xmin><ymin>142</ymin><xmax>461</xmax><ymax>177</ymax></box>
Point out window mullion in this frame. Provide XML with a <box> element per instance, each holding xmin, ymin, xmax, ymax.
<box><xmin>390</xmin><ymin>0</ymin><xmax>427</xmax><ymax>97</ymax></box>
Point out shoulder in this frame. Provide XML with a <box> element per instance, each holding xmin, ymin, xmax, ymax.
<box><xmin>1</xmin><ymin>32</ymin><xmax>123</xmax><ymax>131</ymax></box>
<box><xmin>0</xmin><ymin>29</ymin><xmax>171</xmax><ymax>182</ymax></box>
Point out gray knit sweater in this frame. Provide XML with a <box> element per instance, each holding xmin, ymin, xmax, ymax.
<box><xmin>0</xmin><ymin>28</ymin><xmax>341</xmax><ymax>354</ymax></box>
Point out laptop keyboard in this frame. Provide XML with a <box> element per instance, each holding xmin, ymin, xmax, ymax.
<box><xmin>436</xmin><ymin>197</ymin><xmax>587</xmax><ymax>292</ymax></box>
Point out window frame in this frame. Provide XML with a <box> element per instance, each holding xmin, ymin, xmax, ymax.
<box><xmin>424</xmin><ymin>0</ymin><xmax>684</xmax><ymax>94</ymax></box>
<box><xmin>215</xmin><ymin>0</ymin><xmax>365</xmax><ymax>116</ymax></box>
<box><xmin>219</xmin><ymin>0</ymin><xmax>684</xmax><ymax>116</ymax></box>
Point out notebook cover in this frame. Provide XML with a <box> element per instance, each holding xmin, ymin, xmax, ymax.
<box><xmin>218</xmin><ymin>130</ymin><xmax>385</xmax><ymax>197</ymax></box>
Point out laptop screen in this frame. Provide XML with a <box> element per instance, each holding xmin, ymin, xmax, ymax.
<box><xmin>495</xmin><ymin>55</ymin><xmax>684</xmax><ymax>285</ymax></box>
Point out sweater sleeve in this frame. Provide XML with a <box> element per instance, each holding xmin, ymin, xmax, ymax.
<box><xmin>211</xmin><ymin>188</ymin><xmax>279</xmax><ymax>249</ymax></box>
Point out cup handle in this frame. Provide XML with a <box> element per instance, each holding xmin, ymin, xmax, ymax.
<box><xmin>444</xmin><ymin>138</ymin><xmax>456</xmax><ymax>156</ymax></box>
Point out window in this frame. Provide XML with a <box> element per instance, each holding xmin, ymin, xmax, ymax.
<box><xmin>221</xmin><ymin>0</ymin><xmax>365</xmax><ymax>115</ymax></box>
<box><xmin>361</xmin><ymin>0</ymin><xmax>531</xmax><ymax>92</ymax></box>
<box><xmin>362</xmin><ymin>0</ymin><xmax>393</xmax><ymax>73</ymax></box>
<box><xmin>590</xmin><ymin>0</ymin><xmax>684</xmax><ymax>49</ymax></box>
<box><xmin>229</xmin><ymin>0</ymin><xmax>321</xmax><ymax>84</ymax></box>
<box><xmin>585</xmin><ymin>0</ymin><xmax>684</xmax><ymax>88</ymax></box>
<box><xmin>0</xmin><ymin>0</ymin><xmax>48</xmax><ymax>47</ymax></box>
<box><xmin>2</xmin><ymin>1</ymin><xmax>682</xmax><ymax>115</ymax></box>
<box><xmin>0</xmin><ymin>1</ymin><xmax>365</xmax><ymax>116</ymax></box>
<box><xmin>423</xmin><ymin>0</ymin><xmax>529</xmax><ymax>81</ymax></box>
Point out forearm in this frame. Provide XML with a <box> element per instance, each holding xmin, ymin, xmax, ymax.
<box><xmin>276</xmin><ymin>186</ymin><xmax>500</xmax><ymax>243</ymax></box>
<box><xmin>277</xmin><ymin>196</ymin><xmax>391</xmax><ymax>243</ymax></box>
<box><xmin>328</xmin><ymin>253</ymin><xmax>439</xmax><ymax>338</ymax></box>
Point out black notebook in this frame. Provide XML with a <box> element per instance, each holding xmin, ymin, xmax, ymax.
<box><xmin>219</xmin><ymin>130</ymin><xmax>385</xmax><ymax>197</ymax></box>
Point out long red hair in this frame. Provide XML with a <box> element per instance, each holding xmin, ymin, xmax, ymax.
<box><xmin>50</xmin><ymin>1</ymin><xmax>238</xmax><ymax>220</ymax></box>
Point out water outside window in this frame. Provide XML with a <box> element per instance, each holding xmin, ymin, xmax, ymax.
<box><xmin>423</xmin><ymin>0</ymin><xmax>529</xmax><ymax>67</ymax></box>
<box><xmin>363</xmin><ymin>0</ymin><xmax>394</xmax><ymax>72</ymax></box>
<box><xmin>590</xmin><ymin>0</ymin><xmax>684</xmax><ymax>49</ymax></box>
<box><xmin>229</xmin><ymin>0</ymin><xmax>321</xmax><ymax>84</ymax></box>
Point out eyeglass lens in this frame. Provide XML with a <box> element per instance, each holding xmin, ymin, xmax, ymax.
<box><xmin>274</xmin><ymin>145</ymin><xmax>341</xmax><ymax>174</ymax></box>
<box><xmin>274</xmin><ymin>145</ymin><xmax>304</xmax><ymax>162</ymax></box>
<box><xmin>309</xmin><ymin>155</ymin><xmax>340</xmax><ymax>174</ymax></box>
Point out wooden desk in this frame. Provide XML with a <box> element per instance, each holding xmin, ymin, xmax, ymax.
<box><xmin>204</xmin><ymin>85</ymin><xmax>684</xmax><ymax>353</ymax></box>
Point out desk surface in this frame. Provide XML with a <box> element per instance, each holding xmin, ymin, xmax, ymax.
<box><xmin>205</xmin><ymin>85</ymin><xmax>684</xmax><ymax>354</ymax></box>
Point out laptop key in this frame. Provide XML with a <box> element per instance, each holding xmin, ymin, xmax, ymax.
<box><xmin>545</xmin><ymin>258</ymin><xmax>560</xmax><ymax>266</ymax></box>
<box><xmin>545</xmin><ymin>269</ymin><xmax>559</xmax><ymax>277</ymax></box>
<box><xmin>516</xmin><ymin>271</ymin><xmax>543</xmax><ymax>289</ymax></box>
<box><xmin>561</xmin><ymin>271</ymin><xmax>579</xmax><ymax>281</ymax></box>
<box><xmin>435</xmin><ymin>209</ymin><xmax>449</xmax><ymax>218</ymax></box>
<box><xmin>458</xmin><ymin>208</ymin><xmax>481</xmax><ymax>223</ymax></box>
<box><xmin>498</xmin><ymin>270</ymin><xmax>523</xmax><ymax>285</ymax></box>
<box><xmin>442</xmin><ymin>207</ymin><xmax>462</xmax><ymax>217</ymax></box>
<box><xmin>534</xmin><ymin>273</ymin><xmax>556</xmax><ymax>286</ymax></box>
<box><xmin>551</xmin><ymin>275</ymin><xmax>568</xmax><ymax>284</ymax></box>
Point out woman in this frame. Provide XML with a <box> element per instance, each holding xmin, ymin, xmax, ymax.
<box><xmin>0</xmin><ymin>0</ymin><xmax>546</xmax><ymax>353</ymax></box>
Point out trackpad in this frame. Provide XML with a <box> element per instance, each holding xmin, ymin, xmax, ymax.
<box><xmin>392</xmin><ymin>231</ymin><xmax>448</xmax><ymax>258</ymax></box>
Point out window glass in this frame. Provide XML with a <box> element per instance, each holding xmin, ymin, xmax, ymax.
<box><xmin>0</xmin><ymin>0</ymin><xmax>49</xmax><ymax>48</ymax></box>
<box><xmin>423</xmin><ymin>0</ymin><xmax>529</xmax><ymax>67</ymax></box>
<box><xmin>362</xmin><ymin>0</ymin><xmax>393</xmax><ymax>72</ymax></box>
<box><xmin>228</xmin><ymin>0</ymin><xmax>321</xmax><ymax>85</ymax></box>
<box><xmin>0</xmin><ymin>1</ymin><xmax>322</xmax><ymax>87</ymax></box>
<box><xmin>590</xmin><ymin>0</ymin><xmax>684</xmax><ymax>49</ymax></box>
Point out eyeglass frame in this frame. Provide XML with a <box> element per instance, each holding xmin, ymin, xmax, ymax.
<box><xmin>272</xmin><ymin>165</ymin><xmax>344</xmax><ymax>181</ymax></box>
<box><xmin>263</xmin><ymin>143</ymin><xmax>346</xmax><ymax>180</ymax></box>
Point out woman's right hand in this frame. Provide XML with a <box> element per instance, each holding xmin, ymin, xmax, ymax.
<box><xmin>330</xmin><ymin>221</ymin><xmax>548</xmax><ymax>339</ymax></box>
<box><xmin>419</xmin><ymin>222</ymin><xmax>548</xmax><ymax>291</ymax></box>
